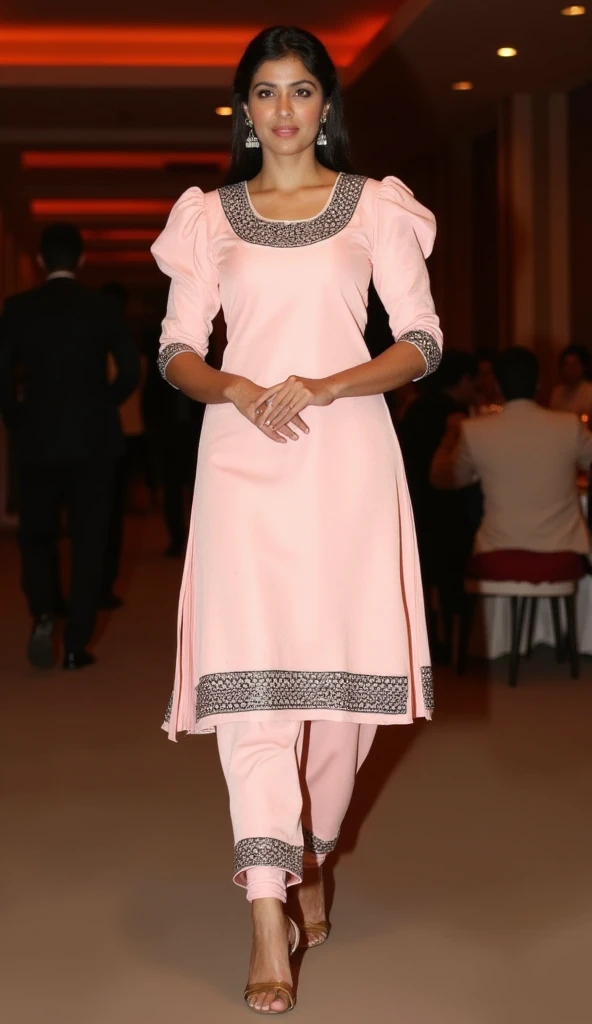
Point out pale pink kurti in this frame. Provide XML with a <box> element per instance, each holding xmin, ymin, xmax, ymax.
<box><xmin>151</xmin><ymin>173</ymin><xmax>443</xmax><ymax>740</ymax></box>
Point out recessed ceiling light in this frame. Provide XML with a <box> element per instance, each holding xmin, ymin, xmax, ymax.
<box><xmin>451</xmin><ymin>81</ymin><xmax>474</xmax><ymax>91</ymax></box>
<box><xmin>497</xmin><ymin>46</ymin><xmax>518</xmax><ymax>57</ymax></box>
<box><xmin>215</xmin><ymin>106</ymin><xmax>232</xmax><ymax>116</ymax></box>
<box><xmin>561</xmin><ymin>5</ymin><xmax>586</xmax><ymax>14</ymax></box>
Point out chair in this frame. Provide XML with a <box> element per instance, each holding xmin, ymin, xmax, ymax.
<box><xmin>457</xmin><ymin>578</ymin><xmax>579</xmax><ymax>687</ymax></box>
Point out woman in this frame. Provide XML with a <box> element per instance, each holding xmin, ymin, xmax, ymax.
<box><xmin>151</xmin><ymin>25</ymin><xmax>442</xmax><ymax>1014</ymax></box>
<box><xmin>550</xmin><ymin>344</ymin><xmax>592</xmax><ymax>420</ymax></box>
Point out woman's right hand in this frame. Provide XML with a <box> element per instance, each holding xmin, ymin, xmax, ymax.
<box><xmin>226</xmin><ymin>377</ymin><xmax>310</xmax><ymax>443</ymax></box>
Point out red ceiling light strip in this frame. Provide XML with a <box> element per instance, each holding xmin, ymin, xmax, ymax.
<box><xmin>31</xmin><ymin>199</ymin><xmax>173</xmax><ymax>217</ymax></box>
<box><xmin>82</xmin><ymin>228</ymin><xmax>159</xmax><ymax>243</ymax></box>
<box><xmin>0</xmin><ymin>20</ymin><xmax>389</xmax><ymax>67</ymax></box>
<box><xmin>23</xmin><ymin>151</ymin><xmax>230</xmax><ymax>171</ymax></box>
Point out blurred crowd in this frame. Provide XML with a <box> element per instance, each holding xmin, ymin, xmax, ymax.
<box><xmin>1</xmin><ymin>222</ymin><xmax>591</xmax><ymax>672</ymax></box>
<box><xmin>395</xmin><ymin>343</ymin><xmax>592</xmax><ymax>663</ymax></box>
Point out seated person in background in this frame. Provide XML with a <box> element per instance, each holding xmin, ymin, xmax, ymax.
<box><xmin>473</xmin><ymin>346</ymin><xmax>504</xmax><ymax>414</ymax></box>
<box><xmin>398</xmin><ymin>350</ymin><xmax>480</xmax><ymax>659</ymax></box>
<box><xmin>431</xmin><ymin>347</ymin><xmax>592</xmax><ymax>581</ymax></box>
<box><xmin>550</xmin><ymin>343</ymin><xmax>592</xmax><ymax>421</ymax></box>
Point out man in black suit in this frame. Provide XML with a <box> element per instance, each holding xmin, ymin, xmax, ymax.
<box><xmin>0</xmin><ymin>224</ymin><xmax>139</xmax><ymax>670</ymax></box>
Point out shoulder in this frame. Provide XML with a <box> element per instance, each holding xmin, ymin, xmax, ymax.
<box><xmin>362</xmin><ymin>175</ymin><xmax>437</xmax><ymax>257</ymax></box>
<box><xmin>536</xmin><ymin>403</ymin><xmax>580</xmax><ymax>433</ymax></box>
<box><xmin>151</xmin><ymin>186</ymin><xmax>221</xmax><ymax>269</ymax></box>
<box><xmin>2</xmin><ymin>285</ymin><xmax>46</xmax><ymax>310</ymax></box>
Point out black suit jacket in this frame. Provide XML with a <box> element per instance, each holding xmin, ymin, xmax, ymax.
<box><xmin>0</xmin><ymin>278</ymin><xmax>140</xmax><ymax>462</ymax></box>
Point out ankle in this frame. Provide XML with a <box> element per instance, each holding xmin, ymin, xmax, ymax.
<box><xmin>251</xmin><ymin>897</ymin><xmax>285</xmax><ymax>924</ymax></box>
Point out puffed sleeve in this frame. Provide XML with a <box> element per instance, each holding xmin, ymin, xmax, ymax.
<box><xmin>371</xmin><ymin>176</ymin><xmax>443</xmax><ymax>379</ymax></box>
<box><xmin>150</xmin><ymin>186</ymin><xmax>221</xmax><ymax>385</ymax></box>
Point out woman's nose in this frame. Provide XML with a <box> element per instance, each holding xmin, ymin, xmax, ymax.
<box><xmin>275</xmin><ymin>94</ymin><xmax>294</xmax><ymax>119</ymax></box>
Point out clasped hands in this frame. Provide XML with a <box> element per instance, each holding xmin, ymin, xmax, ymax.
<box><xmin>230</xmin><ymin>375</ymin><xmax>335</xmax><ymax>443</ymax></box>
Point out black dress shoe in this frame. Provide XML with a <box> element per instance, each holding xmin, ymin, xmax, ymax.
<box><xmin>99</xmin><ymin>591</ymin><xmax>124</xmax><ymax>610</ymax></box>
<box><xmin>27</xmin><ymin>614</ymin><xmax>56</xmax><ymax>670</ymax></box>
<box><xmin>63</xmin><ymin>650</ymin><xmax>96</xmax><ymax>671</ymax></box>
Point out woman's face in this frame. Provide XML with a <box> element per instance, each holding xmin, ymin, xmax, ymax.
<box><xmin>244</xmin><ymin>56</ymin><xmax>328</xmax><ymax>157</ymax></box>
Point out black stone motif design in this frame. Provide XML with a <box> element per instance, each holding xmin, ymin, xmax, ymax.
<box><xmin>196</xmin><ymin>669</ymin><xmax>408</xmax><ymax>721</ymax></box>
<box><xmin>234</xmin><ymin>837</ymin><xmax>303</xmax><ymax>879</ymax></box>
<box><xmin>398</xmin><ymin>330</ymin><xmax>442</xmax><ymax>378</ymax></box>
<box><xmin>303</xmin><ymin>827</ymin><xmax>339</xmax><ymax>855</ymax></box>
<box><xmin>157</xmin><ymin>342</ymin><xmax>195</xmax><ymax>382</ymax></box>
<box><xmin>163</xmin><ymin>691</ymin><xmax>174</xmax><ymax>723</ymax></box>
<box><xmin>218</xmin><ymin>173</ymin><xmax>368</xmax><ymax>248</ymax></box>
<box><xmin>421</xmin><ymin>666</ymin><xmax>435</xmax><ymax>711</ymax></box>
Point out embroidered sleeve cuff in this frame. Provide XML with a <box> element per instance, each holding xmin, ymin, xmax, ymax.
<box><xmin>397</xmin><ymin>330</ymin><xmax>442</xmax><ymax>380</ymax></box>
<box><xmin>157</xmin><ymin>342</ymin><xmax>195</xmax><ymax>387</ymax></box>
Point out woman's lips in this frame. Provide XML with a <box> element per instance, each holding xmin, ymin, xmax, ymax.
<box><xmin>272</xmin><ymin>127</ymin><xmax>299</xmax><ymax>137</ymax></box>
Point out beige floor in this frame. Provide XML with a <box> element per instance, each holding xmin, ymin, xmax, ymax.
<box><xmin>1</xmin><ymin>515</ymin><xmax>591</xmax><ymax>1024</ymax></box>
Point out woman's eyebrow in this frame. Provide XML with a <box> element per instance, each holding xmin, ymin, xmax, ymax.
<box><xmin>252</xmin><ymin>79</ymin><xmax>317</xmax><ymax>89</ymax></box>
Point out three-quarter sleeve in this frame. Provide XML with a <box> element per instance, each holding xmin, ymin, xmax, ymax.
<box><xmin>150</xmin><ymin>186</ymin><xmax>221</xmax><ymax>384</ymax></box>
<box><xmin>371</xmin><ymin>176</ymin><xmax>443</xmax><ymax>379</ymax></box>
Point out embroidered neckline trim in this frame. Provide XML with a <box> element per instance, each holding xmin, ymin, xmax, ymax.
<box><xmin>218</xmin><ymin>172</ymin><xmax>368</xmax><ymax>248</ymax></box>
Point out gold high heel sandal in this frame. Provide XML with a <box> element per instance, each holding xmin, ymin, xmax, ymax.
<box><xmin>244</xmin><ymin>915</ymin><xmax>300</xmax><ymax>1015</ymax></box>
<box><xmin>299</xmin><ymin>868</ymin><xmax>330</xmax><ymax>949</ymax></box>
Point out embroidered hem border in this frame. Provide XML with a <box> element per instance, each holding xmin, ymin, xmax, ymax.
<box><xmin>421</xmin><ymin>666</ymin><xmax>435</xmax><ymax>711</ymax></box>
<box><xmin>303</xmin><ymin>827</ymin><xmax>339</xmax><ymax>856</ymax></box>
<box><xmin>196</xmin><ymin>669</ymin><xmax>408</xmax><ymax>720</ymax></box>
<box><xmin>234</xmin><ymin>837</ymin><xmax>303</xmax><ymax>879</ymax></box>
<box><xmin>162</xmin><ymin>668</ymin><xmax>436</xmax><ymax>725</ymax></box>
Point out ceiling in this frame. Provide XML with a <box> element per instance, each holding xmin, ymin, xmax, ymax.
<box><xmin>0</xmin><ymin>0</ymin><xmax>590</xmax><ymax>291</ymax></box>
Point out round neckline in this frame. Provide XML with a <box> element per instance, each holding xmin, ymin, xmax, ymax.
<box><xmin>243</xmin><ymin>172</ymin><xmax>343</xmax><ymax>224</ymax></box>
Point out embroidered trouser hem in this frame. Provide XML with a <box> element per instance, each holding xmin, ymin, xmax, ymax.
<box><xmin>216</xmin><ymin>719</ymin><xmax>376</xmax><ymax>901</ymax></box>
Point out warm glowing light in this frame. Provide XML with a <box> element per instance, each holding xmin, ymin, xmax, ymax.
<box><xmin>581</xmin><ymin>414</ymin><xmax>589</xmax><ymax>424</ymax></box>
<box><xmin>497</xmin><ymin>46</ymin><xmax>518</xmax><ymax>57</ymax></box>
<box><xmin>23</xmin><ymin>150</ymin><xmax>229</xmax><ymax>171</ymax></box>
<box><xmin>31</xmin><ymin>199</ymin><xmax>173</xmax><ymax>218</ymax></box>
<box><xmin>0</xmin><ymin>20</ymin><xmax>390</xmax><ymax>68</ymax></box>
<box><xmin>215</xmin><ymin>106</ymin><xmax>233</xmax><ymax>116</ymax></box>
<box><xmin>82</xmin><ymin>229</ymin><xmax>159</xmax><ymax>243</ymax></box>
<box><xmin>561</xmin><ymin>5</ymin><xmax>586</xmax><ymax>14</ymax></box>
<box><xmin>451</xmin><ymin>81</ymin><xmax>474</xmax><ymax>91</ymax></box>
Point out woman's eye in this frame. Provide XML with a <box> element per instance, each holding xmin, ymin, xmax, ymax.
<box><xmin>295</xmin><ymin>89</ymin><xmax>311</xmax><ymax>97</ymax></box>
<box><xmin>256</xmin><ymin>90</ymin><xmax>272</xmax><ymax>98</ymax></box>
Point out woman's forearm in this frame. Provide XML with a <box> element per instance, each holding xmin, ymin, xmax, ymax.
<box><xmin>325</xmin><ymin>340</ymin><xmax>427</xmax><ymax>400</ymax></box>
<box><xmin>165</xmin><ymin>351</ymin><xmax>243</xmax><ymax>404</ymax></box>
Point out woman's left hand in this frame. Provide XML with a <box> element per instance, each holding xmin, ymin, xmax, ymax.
<box><xmin>255</xmin><ymin>376</ymin><xmax>335</xmax><ymax>432</ymax></box>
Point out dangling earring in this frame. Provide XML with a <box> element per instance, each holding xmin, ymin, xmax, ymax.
<box><xmin>245</xmin><ymin>117</ymin><xmax>260</xmax><ymax>149</ymax></box>
<box><xmin>316</xmin><ymin>113</ymin><xmax>328</xmax><ymax>146</ymax></box>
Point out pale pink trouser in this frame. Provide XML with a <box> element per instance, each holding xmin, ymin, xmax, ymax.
<box><xmin>216</xmin><ymin>720</ymin><xmax>377</xmax><ymax>902</ymax></box>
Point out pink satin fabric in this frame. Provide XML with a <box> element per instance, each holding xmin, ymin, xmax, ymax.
<box><xmin>216</xmin><ymin>720</ymin><xmax>377</xmax><ymax>900</ymax></box>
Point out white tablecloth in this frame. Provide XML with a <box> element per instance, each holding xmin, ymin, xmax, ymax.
<box><xmin>472</xmin><ymin>493</ymin><xmax>591</xmax><ymax>659</ymax></box>
<box><xmin>470</xmin><ymin>574</ymin><xmax>592</xmax><ymax>658</ymax></box>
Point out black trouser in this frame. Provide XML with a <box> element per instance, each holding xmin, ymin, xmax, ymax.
<box><xmin>102</xmin><ymin>435</ymin><xmax>159</xmax><ymax>595</ymax></box>
<box><xmin>160</xmin><ymin>423</ymin><xmax>198</xmax><ymax>548</ymax></box>
<box><xmin>18</xmin><ymin>459</ymin><xmax>114</xmax><ymax>651</ymax></box>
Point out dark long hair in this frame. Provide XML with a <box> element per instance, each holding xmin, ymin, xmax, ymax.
<box><xmin>225</xmin><ymin>26</ymin><xmax>354</xmax><ymax>185</ymax></box>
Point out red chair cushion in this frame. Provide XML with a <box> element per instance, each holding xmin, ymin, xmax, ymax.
<box><xmin>467</xmin><ymin>550</ymin><xmax>585</xmax><ymax>584</ymax></box>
